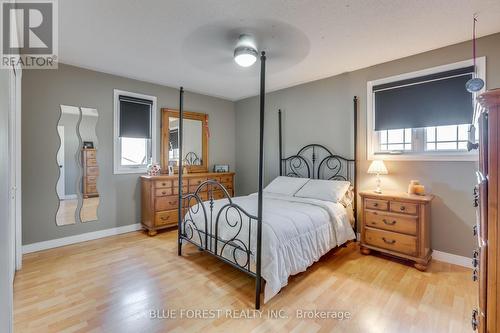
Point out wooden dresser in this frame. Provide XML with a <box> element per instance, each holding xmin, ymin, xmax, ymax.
<box><xmin>473</xmin><ymin>89</ymin><xmax>500</xmax><ymax>332</ymax></box>
<box><xmin>359</xmin><ymin>190</ymin><xmax>434</xmax><ymax>271</ymax></box>
<box><xmin>140</xmin><ymin>172</ymin><xmax>235</xmax><ymax>236</ymax></box>
<box><xmin>82</xmin><ymin>148</ymin><xmax>99</xmax><ymax>198</ymax></box>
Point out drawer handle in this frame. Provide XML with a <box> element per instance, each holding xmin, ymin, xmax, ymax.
<box><xmin>472</xmin><ymin>269</ymin><xmax>478</xmax><ymax>282</ymax></box>
<box><xmin>471</xmin><ymin>309</ymin><xmax>478</xmax><ymax>331</ymax></box>
<box><xmin>400</xmin><ymin>206</ymin><xmax>406</xmax><ymax>211</ymax></box>
<box><xmin>383</xmin><ymin>219</ymin><xmax>396</xmax><ymax>226</ymax></box>
<box><xmin>382</xmin><ymin>237</ymin><xmax>396</xmax><ymax>245</ymax></box>
<box><xmin>472</xmin><ymin>249</ymin><xmax>479</xmax><ymax>267</ymax></box>
<box><xmin>162</xmin><ymin>182</ymin><xmax>167</xmax><ymax>186</ymax></box>
<box><xmin>162</xmin><ymin>191</ymin><xmax>167</xmax><ymax>195</ymax></box>
<box><xmin>373</xmin><ymin>203</ymin><xmax>379</xmax><ymax>207</ymax></box>
<box><xmin>160</xmin><ymin>216</ymin><xmax>170</xmax><ymax>221</ymax></box>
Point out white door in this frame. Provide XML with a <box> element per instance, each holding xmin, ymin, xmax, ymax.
<box><xmin>56</xmin><ymin>126</ymin><xmax>65</xmax><ymax>199</ymax></box>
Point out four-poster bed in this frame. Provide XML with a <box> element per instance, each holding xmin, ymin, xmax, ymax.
<box><xmin>176</xmin><ymin>52</ymin><xmax>358</xmax><ymax>309</ymax></box>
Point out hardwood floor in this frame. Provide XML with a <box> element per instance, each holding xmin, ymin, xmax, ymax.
<box><xmin>14</xmin><ymin>230</ymin><xmax>476</xmax><ymax>333</ymax></box>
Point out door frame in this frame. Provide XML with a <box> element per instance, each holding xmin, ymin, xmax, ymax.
<box><xmin>9</xmin><ymin>66</ymin><xmax>22</xmax><ymax>271</ymax></box>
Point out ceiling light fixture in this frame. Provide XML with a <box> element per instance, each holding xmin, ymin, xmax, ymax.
<box><xmin>234</xmin><ymin>34</ymin><xmax>258</xmax><ymax>67</ymax></box>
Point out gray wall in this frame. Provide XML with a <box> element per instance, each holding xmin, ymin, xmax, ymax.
<box><xmin>235</xmin><ymin>32</ymin><xmax>500</xmax><ymax>258</ymax></box>
<box><xmin>22</xmin><ymin>63</ymin><xmax>235</xmax><ymax>245</ymax></box>
<box><xmin>0</xmin><ymin>69</ymin><xmax>13</xmax><ymax>332</ymax></box>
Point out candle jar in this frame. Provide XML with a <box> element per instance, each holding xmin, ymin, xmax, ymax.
<box><xmin>408</xmin><ymin>180</ymin><xmax>420</xmax><ymax>194</ymax></box>
<box><xmin>414</xmin><ymin>185</ymin><xmax>426</xmax><ymax>195</ymax></box>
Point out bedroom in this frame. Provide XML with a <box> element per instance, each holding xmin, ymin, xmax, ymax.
<box><xmin>1</xmin><ymin>0</ymin><xmax>500</xmax><ymax>332</ymax></box>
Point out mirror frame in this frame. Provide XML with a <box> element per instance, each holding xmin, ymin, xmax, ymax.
<box><xmin>161</xmin><ymin>108</ymin><xmax>208</xmax><ymax>174</ymax></box>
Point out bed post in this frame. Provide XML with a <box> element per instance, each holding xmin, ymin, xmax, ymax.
<box><xmin>177</xmin><ymin>87</ymin><xmax>184</xmax><ymax>256</ymax></box>
<box><xmin>353</xmin><ymin>96</ymin><xmax>358</xmax><ymax>234</ymax></box>
<box><xmin>255</xmin><ymin>51</ymin><xmax>266</xmax><ymax>310</ymax></box>
<box><xmin>278</xmin><ymin>109</ymin><xmax>282</xmax><ymax>176</ymax></box>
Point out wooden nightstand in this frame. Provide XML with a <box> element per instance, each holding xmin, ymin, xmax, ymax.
<box><xmin>359</xmin><ymin>190</ymin><xmax>434</xmax><ymax>271</ymax></box>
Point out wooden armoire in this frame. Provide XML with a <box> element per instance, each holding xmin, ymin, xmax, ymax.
<box><xmin>474</xmin><ymin>89</ymin><xmax>500</xmax><ymax>332</ymax></box>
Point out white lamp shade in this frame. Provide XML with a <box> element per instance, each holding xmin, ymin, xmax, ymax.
<box><xmin>367</xmin><ymin>160</ymin><xmax>388</xmax><ymax>175</ymax></box>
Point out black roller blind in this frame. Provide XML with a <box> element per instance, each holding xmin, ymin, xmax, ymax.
<box><xmin>373</xmin><ymin>66</ymin><xmax>474</xmax><ymax>131</ymax></box>
<box><xmin>119</xmin><ymin>95</ymin><xmax>153</xmax><ymax>138</ymax></box>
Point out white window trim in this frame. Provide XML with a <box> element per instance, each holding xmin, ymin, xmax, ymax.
<box><xmin>113</xmin><ymin>89</ymin><xmax>157</xmax><ymax>174</ymax></box>
<box><xmin>367</xmin><ymin>57</ymin><xmax>486</xmax><ymax>161</ymax></box>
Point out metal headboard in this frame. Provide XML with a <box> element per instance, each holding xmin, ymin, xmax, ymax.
<box><xmin>280</xmin><ymin>144</ymin><xmax>355</xmax><ymax>182</ymax></box>
<box><xmin>278</xmin><ymin>97</ymin><xmax>358</xmax><ymax>228</ymax></box>
<box><xmin>183</xmin><ymin>151</ymin><xmax>200</xmax><ymax>165</ymax></box>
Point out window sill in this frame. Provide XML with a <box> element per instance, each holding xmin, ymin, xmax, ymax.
<box><xmin>369</xmin><ymin>151</ymin><xmax>478</xmax><ymax>162</ymax></box>
<box><xmin>113</xmin><ymin>167</ymin><xmax>148</xmax><ymax>175</ymax></box>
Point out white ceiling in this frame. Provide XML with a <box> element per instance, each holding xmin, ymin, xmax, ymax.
<box><xmin>60</xmin><ymin>0</ymin><xmax>500</xmax><ymax>101</ymax></box>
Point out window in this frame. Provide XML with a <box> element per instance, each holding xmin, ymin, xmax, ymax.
<box><xmin>379</xmin><ymin>128</ymin><xmax>412</xmax><ymax>151</ymax></box>
<box><xmin>113</xmin><ymin>90</ymin><xmax>157</xmax><ymax>174</ymax></box>
<box><xmin>425</xmin><ymin>124</ymin><xmax>470</xmax><ymax>151</ymax></box>
<box><xmin>367</xmin><ymin>58</ymin><xmax>485</xmax><ymax>161</ymax></box>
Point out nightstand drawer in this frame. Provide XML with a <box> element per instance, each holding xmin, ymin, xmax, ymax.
<box><xmin>365</xmin><ymin>210</ymin><xmax>417</xmax><ymax>235</ymax></box>
<box><xmin>365</xmin><ymin>198</ymin><xmax>388</xmax><ymax>211</ymax></box>
<box><xmin>390</xmin><ymin>201</ymin><xmax>418</xmax><ymax>215</ymax></box>
<box><xmin>365</xmin><ymin>228</ymin><xmax>417</xmax><ymax>256</ymax></box>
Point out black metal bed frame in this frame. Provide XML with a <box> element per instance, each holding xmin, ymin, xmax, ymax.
<box><xmin>177</xmin><ymin>52</ymin><xmax>359</xmax><ymax>309</ymax></box>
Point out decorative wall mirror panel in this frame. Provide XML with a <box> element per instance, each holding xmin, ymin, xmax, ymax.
<box><xmin>79</xmin><ymin>108</ymin><xmax>99</xmax><ymax>222</ymax></box>
<box><xmin>161</xmin><ymin>108</ymin><xmax>208</xmax><ymax>173</ymax></box>
<box><xmin>55</xmin><ymin>105</ymin><xmax>100</xmax><ymax>226</ymax></box>
<box><xmin>56</xmin><ymin>105</ymin><xmax>81</xmax><ymax>226</ymax></box>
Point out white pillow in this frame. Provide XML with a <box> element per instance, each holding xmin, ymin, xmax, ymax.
<box><xmin>264</xmin><ymin>176</ymin><xmax>310</xmax><ymax>196</ymax></box>
<box><xmin>294</xmin><ymin>179</ymin><xmax>350</xmax><ymax>203</ymax></box>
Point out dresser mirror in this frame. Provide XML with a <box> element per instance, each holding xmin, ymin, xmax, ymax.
<box><xmin>161</xmin><ymin>108</ymin><xmax>208</xmax><ymax>173</ymax></box>
<box><xmin>55</xmin><ymin>105</ymin><xmax>100</xmax><ymax>226</ymax></box>
<box><xmin>56</xmin><ymin>105</ymin><xmax>80</xmax><ymax>226</ymax></box>
<box><xmin>79</xmin><ymin>108</ymin><xmax>99</xmax><ymax>222</ymax></box>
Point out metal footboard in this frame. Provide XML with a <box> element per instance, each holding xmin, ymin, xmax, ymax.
<box><xmin>178</xmin><ymin>180</ymin><xmax>262</xmax><ymax>298</ymax></box>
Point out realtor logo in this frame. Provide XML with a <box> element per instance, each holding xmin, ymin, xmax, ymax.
<box><xmin>1</xmin><ymin>0</ymin><xmax>58</xmax><ymax>69</ymax></box>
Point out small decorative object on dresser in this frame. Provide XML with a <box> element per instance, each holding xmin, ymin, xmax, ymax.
<box><xmin>367</xmin><ymin>160</ymin><xmax>388</xmax><ymax>193</ymax></box>
<box><xmin>146</xmin><ymin>162</ymin><xmax>161</xmax><ymax>176</ymax></box>
<box><xmin>213</xmin><ymin>164</ymin><xmax>229</xmax><ymax>173</ymax></box>
<box><xmin>140</xmin><ymin>172</ymin><xmax>235</xmax><ymax>236</ymax></box>
<box><xmin>359</xmin><ymin>190</ymin><xmax>434</xmax><ymax>271</ymax></box>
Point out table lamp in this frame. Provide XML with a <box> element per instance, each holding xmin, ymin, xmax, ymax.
<box><xmin>367</xmin><ymin>160</ymin><xmax>388</xmax><ymax>194</ymax></box>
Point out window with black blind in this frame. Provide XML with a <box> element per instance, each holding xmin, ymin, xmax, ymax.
<box><xmin>367</xmin><ymin>62</ymin><xmax>483</xmax><ymax>160</ymax></box>
<box><xmin>119</xmin><ymin>95</ymin><xmax>153</xmax><ymax>139</ymax></box>
<box><xmin>113</xmin><ymin>90</ymin><xmax>157</xmax><ymax>174</ymax></box>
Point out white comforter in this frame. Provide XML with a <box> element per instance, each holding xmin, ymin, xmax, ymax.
<box><xmin>184</xmin><ymin>192</ymin><xmax>355</xmax><ymax>303</ymax></box>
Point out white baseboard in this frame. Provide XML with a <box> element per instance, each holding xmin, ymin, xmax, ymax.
<box><xmin>432</xmin><ymin>250</ymin><xmax>472</xmax><ymax>269</ymax></box>
<box><xmin>22</xmin><ymin>223</ymin><xmax>143</xmax><ymax>254</ymax></box>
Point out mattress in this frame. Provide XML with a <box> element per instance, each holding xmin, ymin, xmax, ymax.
<box><xmin>183</xmin><ymin>192</ymin><xmax>356</xmax><ymax>303</ymax></box>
